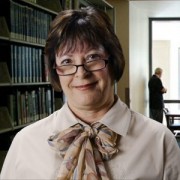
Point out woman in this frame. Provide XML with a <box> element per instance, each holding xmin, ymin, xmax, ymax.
<box><xmin>1</xmin><ymin>6</ymin><xmax>180</xmax><ymax>180</ymax></box>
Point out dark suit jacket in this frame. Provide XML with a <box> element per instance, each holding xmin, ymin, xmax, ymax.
<box><xmin>148</xmin><ymin>75</ymin><xmax>164</xmax><ymax>109</ymax></box>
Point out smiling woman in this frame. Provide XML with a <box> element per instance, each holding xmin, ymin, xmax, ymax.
<box><xmin>57</xmin><ymin>45</ymin><xmax>114</xmax><ymax>122</ymax></box>
<box><xmin>45</xmin><ymin>7</ymin><xmax>125</xmax><ymax>92</ymax></box>
<box><xmin>1</xmin><ymin>6</ymin><xmax>180</xmax><ymax>180</ymax></box>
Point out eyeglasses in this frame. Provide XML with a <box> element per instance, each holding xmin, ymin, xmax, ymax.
<box><xmin>54</xmin><ymin>59</ymin><xmax>109</xmax><ymax>76</ymax></box>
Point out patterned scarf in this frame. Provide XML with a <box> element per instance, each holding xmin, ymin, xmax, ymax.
<box><xmin>48</xmin><ymin>122</ymin><xmax>118</xmax><ymax>180</ymax></box>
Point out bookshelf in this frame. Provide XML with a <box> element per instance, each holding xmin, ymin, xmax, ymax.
<box><xmin>0</xmin><ymin>0</ymin><xmax>114</xmax><ymax>170</ymax></box>
<box><xmin>0</xmin><ymin>0</ymin><xmax>63</xmax><ymax>168</ymax></box>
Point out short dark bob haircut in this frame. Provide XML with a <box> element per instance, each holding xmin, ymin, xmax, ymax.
<box><xmin>45</xmin><ymin>6</ymin><xmax>125</xmax><ymax>91</ymax></box>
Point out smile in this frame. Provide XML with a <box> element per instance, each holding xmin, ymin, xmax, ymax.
<box><xmin>74</xmin><ymin>82</ymin><xmax>97</xmax><ymax>90</ymax></box>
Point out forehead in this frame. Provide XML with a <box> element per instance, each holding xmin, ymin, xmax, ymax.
<box><xmin>56</xmin><ymin>40</ymin><xmax>105</xmax><ymax>56</ymax></box>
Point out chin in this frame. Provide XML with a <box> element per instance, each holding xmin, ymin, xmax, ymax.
<box><xmin>75</xmin><ymin>99</ymin><xmax>98</xmax><ymax>107</ymax></box>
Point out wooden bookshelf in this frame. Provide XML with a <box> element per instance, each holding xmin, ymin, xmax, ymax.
<box><xmin>0</xmin><ymin>0</ymin><xmax>63</xmax><ymax>152</ymax></box>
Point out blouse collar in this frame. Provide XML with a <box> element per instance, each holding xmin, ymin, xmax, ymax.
<box><xmin>54</xmin><ymin>97</ymin><xmax>131</xmax><ymax>137</ymax></box>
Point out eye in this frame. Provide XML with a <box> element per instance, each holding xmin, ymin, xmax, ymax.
<box><xmin>60</xmin><ymin>58</ymin><xmax>73</xmax><ymax>65</ymax></box>
<box><xmin>86</xmin><ymin>54</ymin><xmax>102</xmax><ymax>61</ymax></box>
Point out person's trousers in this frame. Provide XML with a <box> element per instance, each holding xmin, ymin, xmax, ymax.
<box><xmin>150</xmin><ymin>109</ymin><xmax>163</xmax><ymax>123</ymax></box>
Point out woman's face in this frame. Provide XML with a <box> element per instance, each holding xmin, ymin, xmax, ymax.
<box><xmin>55</xmin><ymin>43</ymin><xmax>114</xmax><ymax>112</ymax></box>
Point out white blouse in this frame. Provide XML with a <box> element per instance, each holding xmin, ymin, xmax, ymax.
<box><xmin>1</xmin><ymin>97</ymin><xmax>180</xmax><ymax>179</ymax></box>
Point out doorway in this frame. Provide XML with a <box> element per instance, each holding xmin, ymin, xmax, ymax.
<box><xmin>149</xmin><ymin>18</ymin><xmax>180</xmax><ymax>111</ymax></box>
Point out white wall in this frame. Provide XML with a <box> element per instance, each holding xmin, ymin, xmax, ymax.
<box><xmin>129</xmin><ymin>1</ymin><xmax>180</xmax><ymax>116</ymax></box>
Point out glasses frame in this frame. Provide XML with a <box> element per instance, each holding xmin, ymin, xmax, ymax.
<box><xmin>53</xmin><ymin>59</ymin><xmax>109</xmax><ymax>76</ymax></box>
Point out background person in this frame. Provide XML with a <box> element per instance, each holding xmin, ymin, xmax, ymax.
<box><xmin>148</xmin><ymin>67</ymin><xmax>167</xmax><ymax>123</ymax></box>
<box><xmin>1</xmin><ymin>7</ymin><xmax>180</xmax><ymax>180</ymax></box>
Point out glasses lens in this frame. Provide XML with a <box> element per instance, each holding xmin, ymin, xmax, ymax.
<box><xmin>56</xmin><ymin>65</ymin><xmax>76</xmax><ymax>75</ymax></box>
<box><xmin>85</xmin><ymin>59</ymin><xmax>106</xmax><ymax>71</ymax></box>
<box><xmin>55</xmin><ymin>59</ymin><xmax>108</xmax><ymax>76</ymax></box>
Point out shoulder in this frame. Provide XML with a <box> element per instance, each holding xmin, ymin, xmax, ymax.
<box><xmin>130</xmin><ymin>110</ymin><xmax>175</xmax><ymax>142</ymax></box>
<box><xmin>127</xmin><ymin>110</ymin><xmax>180</xmax><ymax>161</ymax></box>
<box><xmin>149</xmin><ymin>75</ymin><xmax>160</xmax><ymax>82</ymax></box>
<box><xmin>13</xmin><ymin>110</ymin><xmax>59</xmax><ymax>143</ymax></box>
<box><xmin>14</xmin><ymin>103</ymin><xmax>78</xmax><ymax>142</ymax></box>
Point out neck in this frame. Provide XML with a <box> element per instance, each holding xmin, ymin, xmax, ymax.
<box><xmin>68</xmin><ymin>95</ymin><xmax>116</xmax><ymax>124</ymax></box>
<box><xmin>155</xmin><ymin>74</ymin><xmax>160</xmax><ymax>78</ymax></box>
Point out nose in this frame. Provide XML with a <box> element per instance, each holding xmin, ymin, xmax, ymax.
<box><xmin>75</xmin><ymin>64</ymin><xmax>89</xmax><ymax>77</ymax></box>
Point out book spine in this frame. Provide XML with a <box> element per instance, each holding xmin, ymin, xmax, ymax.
<box><xmin>28</xmin><ymin>47</ymin><xmax>32</xmax><ymax>82</ymax></box>
<box><xmin>10</xmin><ymin>45</ymin><xmax>14</xmax><ymax>83</ymax></box>
<box><xmin>10</xmin><ymin>0</ymin><xmax>15</xmax><ymax>39</ymax></box>
<box><xmin>16</xmin><ymin>90</ymin><xmax>21</xmax><ymax>125</ymax></box>
<box><xmin>39</xmin><ymin>49</ymin><xmax>42</xmax><ymax>82</ymax></box>
<box><xmin>32</xmin><ymin>48</ymin><xmax>36</xmax><ymax>82</ymax></box>
<box><xmin>46</xmin><ymin>88</ymin><xmax>52</xmax><ymax>115</ymax></box>
<box><xmin>31</xmin><ymin>90</ymin><xmax>36</xmax><ymax>121</ymax></box>
<box><xmin>17</xmin><ymin>46</ymin><xmax>22</xmax><ymax>83</ymax></box>
<box><xmin>14</xmin><ymin>1</ymin><xmax>19</xmax><ymax>39</ymax></box>
<box><xmin>21</xmin><ymin>46</ymin><xmax>26</xmax><ymax>83</ymax></box>
<box><xmin>7</xmin><ymin>94</ymin><xmax>16</xmax><ymax>126</ymax></box>
<box><xmin>14</xmin><ymin>45</ymin><xmax>18</xmax><ymax>83</ymax></box>
<box><xmin>25</xmin><ymin>47</ymin><xmax>29</xmax><ymax>83</ymax></box>
<box><xmin>35</xmin><ymin>49</ymin><xmax>39</xmax><ymax>82</ymax></box>
<box><xmin>20</xmin><ymin>92</ymin><xmax>25</xmax><ymax>124</ymax></box>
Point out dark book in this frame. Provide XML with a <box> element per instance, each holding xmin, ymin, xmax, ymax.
<box><xmin>31</xmin><ymin>90</ymin><xmax>37</xmax><ymax>121</ymax></box>
<box><xmin>42</xmin><ymin>56</ymin><xmax>49</xmax><ymax>82</ymax></box>
<box><xmin>16</xmin><ymin>90</ymin><xmax>21</xmax><ymax>126</ymax></box>
<box><xmin>32</xmin><ymin>48</ymin><xmax>36</xmax><ymax>82</ymax></box>
<box><xmin>27</xmin><ymin>47</ymin><xmax>32</xmax><ymax>82</ymax></box>
<box><xmin>21</xmin><ymin>46</ymin><xmax>26</xmax><ymax>83</ymax></box>
<box><xmin>45</xmin><ymin>88</ymin><xmax>52</xmax><ymax>115</ymax></box>
<box><xmin>10</xmin><ymin>45</ymin><xmax>15</xmax><ymax>83</ymax></box>
<box><xmin>13</xmin><ymin>45</ymin><xmax>18</xmax><ymax>83</ymax></box>
<box><xmin>38</xmin><ymin>49</ymin><xmax>42</xmax><ymax>82</ymax></box>
<box><xmin>7</xmin><ymin>94</ymin><xmax>17</xmax><ymax>126</ymax></box>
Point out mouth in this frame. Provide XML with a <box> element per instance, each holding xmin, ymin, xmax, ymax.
<box><xmin>74</xmin><ymin>82</ymin><xmax>97</xmax><ymax>90</ymax></box>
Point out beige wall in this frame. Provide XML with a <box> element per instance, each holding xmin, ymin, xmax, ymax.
<box><xmin>107</xmin><ymin>0</ymin><xmax>130</xmax><ymax>105</ymax></box>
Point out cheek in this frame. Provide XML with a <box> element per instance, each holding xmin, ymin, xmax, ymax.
<box><xmin>100</xmin><ymin>69</ymin><xmax>113</xmax><ymax>85</ymax></box>
<box><xmin>106</xmin><ymin>77</ymin><xmax>114</xmax><ymax>89</ymax></box>
<box><xmin>108</xmin><ymin>67</ymin><xmax>115</xmax><ymax>83</ymax></box>
<box><xmin>95</xmin><ymin>75</ymin><xmax>110</xmax><ymax>93</ymax></box>
<box><xmin>59</xmin><ymin>77</ymin><xmax>69</xmax><ymax>91</ymax></box>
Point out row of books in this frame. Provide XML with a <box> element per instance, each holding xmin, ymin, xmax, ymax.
<box><xmin>7</xmin><ymin>87</ymin><xmax>53</xmax><ymax>126</ymax></box>
<box><xmin>10</xmin><ymin>44</ymin><xmax>48</xmax><ymax>83</ymax></box>
<box><xmin>10</xmin><ymin>0</ymin><xmax>53</xmax><ymax>44</ymax></box>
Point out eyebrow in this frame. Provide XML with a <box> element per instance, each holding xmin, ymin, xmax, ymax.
<box><xmin>57</xmin><ymin>46</ymin><xmax>105</xmax><ymax>57</ymax></box>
